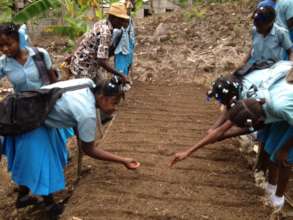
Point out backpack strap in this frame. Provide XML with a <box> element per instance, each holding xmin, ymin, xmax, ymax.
<box><xmin>62</xmin><ymin>84</ymin><xmax>91</xmax><ymax>93</ymax></box>
<box><xmin>32</xmin><ymin>47</ymin><xmax>50</xmax><ymax>85</ymax></box>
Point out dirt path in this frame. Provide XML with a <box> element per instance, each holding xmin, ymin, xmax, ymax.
<box><xmin>60</xmin><ymin>82</ymin><xmax>271</xmax><ymax>220</ymax></box>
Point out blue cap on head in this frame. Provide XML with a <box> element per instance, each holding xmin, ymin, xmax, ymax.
<box><xmin>253</xmin><ymin>5</ymin><xmax>276</xmax><ymax>24</ymax></box>
<box><xmin>257</xmin><ymin>0</ymin><xmax>276</xmax><ymax>9</ymax></box>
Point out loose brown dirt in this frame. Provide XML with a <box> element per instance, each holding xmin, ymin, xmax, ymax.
<box><xmin>0</xmin><ymin>1</ymin><xmax>284</xmax><ymax>219</ymax></box>
<box><xmin>59</xmin><ymin>82</ymin><xmax>271</xmax><ymax>220</ymax></box>
<box><xmin>0</xmin><ymin>82</ymin><xmax>272</xmax><ymax>219</ymax></box>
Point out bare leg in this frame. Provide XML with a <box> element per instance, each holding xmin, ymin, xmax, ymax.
<box><xmin>42</xmin><ymin>194</ymin><xmax>64</xmax><ymax>216</ymax></box>
<box><xmin>268</xmin><ymin>161</ymin><xmax>279</xmax><ymax>185</ymax></box>
<box><xmin>255</xmin><ymin>142</ymin><xmax>269</xmax><ymax>174</ymax></box>
<box><xmin>276</xmin><ymin>164</ymin><xmax>291</xmax><ymax>197</ymax></box>
<box><xmin>15</xmin><ymin>185</ymin><xmax>38</xmax><ymax>208</ymax></box>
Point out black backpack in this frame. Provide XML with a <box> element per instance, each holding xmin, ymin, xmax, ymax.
<box><xmin>32</xmin><ymin>47</ymin><xmax>51</xmax><ymax>84</ymax></box>
<box><xmin>0</xmin><ymin>47</ymin><xmax>71</xmax><ymax>136</ymax></box>
<box><xmin>0</xmin><ymin>84</ymin><xmax>89</xmax><ymax>136</ymax></box>
<box><xmin>32</xmin><ymin>47</ymin><xmax>61</xmax><ymax>84</ymax></box>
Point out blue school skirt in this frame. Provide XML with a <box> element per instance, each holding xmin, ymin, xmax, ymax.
<box><xmin>264</xmin><ymin>122</ymin><xmax>293</xmax><ymax>164</ymax></box>
<box><xmin>2</xmin><ymin>126</ymin><xmax>74</xmax><ymax>196</ymax></box>
<box><xmin>257</xmin><ymin>125</ymin><xmax>271</xmax><ymax>144</ymax></box>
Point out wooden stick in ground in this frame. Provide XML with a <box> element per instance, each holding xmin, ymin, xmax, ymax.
<box><xmin>285</xmin><ymin>192</ymin><xmax>293</xmax><ymax>208</ymax></box>
<box><xmin>76</xmin><ymin>139</ymin><xmax>83</xmax><ymax>183</ymax></box>
<box><xmin>73</xmin><ymin>128</ymin><xmax>82</xmax><ymax>184</ymax></box>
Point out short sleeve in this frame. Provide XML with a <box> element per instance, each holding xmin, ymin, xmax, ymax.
<box><xmin>280</xmin><ymin>30</ymin><xmax>293</xmax><ymax>50</ymax></box>
<box><xmin>77</xmin><ymin>116</ymin><xmax>97</xmax><ymax>143</ymax></box>
<box><xmin>285</xmin><ymin>1</ymin><xmax>293</xmax><ymax>21</ymax></box>
<box><xmin>38</xmin><ymin>48</ymin><xmax>52</xmax><ymax>70</ymax></box>
<box><xmin>97</xmin><ymin>25</ymin><xmax>111</xmax><ymax>59</ymax></box>
<box><xmin>273</xmin><ymin>97</ymin><xmax>293</xmax><ymax>126</ymax></box>
<box><xmin>279</xmin><ymin>108</ymin><xmax>293</xmax><ymax>126</ymax></box>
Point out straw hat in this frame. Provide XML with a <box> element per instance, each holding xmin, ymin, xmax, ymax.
<box><xmin>120</xmin><ymin>0</ymin><xmax>134</xmax><ymax>9</ymax></box>
<box><xmin>108</xmin><ymin>3</ymin><xmax>130</xmax><ymax>20</ymax></box>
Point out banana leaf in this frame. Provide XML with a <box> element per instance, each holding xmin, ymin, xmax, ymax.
<box><xmin>0</xmin><ymin>0</ymin><xmax>13</xmax><ymax>22</ymax></box>
<box><xmin>13</xmin><ymin>0</ymin><xmax>61</xmax><ymax>23</ymax></box>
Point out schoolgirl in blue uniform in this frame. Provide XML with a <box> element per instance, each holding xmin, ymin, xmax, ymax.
<box><xmin>0</xmin><ymin>23</ymin><xmax>71</xmax><ymax>211</ymax></box>
<box><xmin>171</xmin><ymin>72</ymin><xmax>293</xmax><ymax>210</ymax></box>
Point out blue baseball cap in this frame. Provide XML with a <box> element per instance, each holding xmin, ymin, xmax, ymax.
<box><xmin>257</xmin><ymin>0</ymin><xmax>276</xmax><ymax>9</ymax></box>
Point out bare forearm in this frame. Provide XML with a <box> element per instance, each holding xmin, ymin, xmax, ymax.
<box><xmin>220</xmin><ymin>126</ymin><xmax>250</xmax><ymax>140</ymax></box>
<box><xmin>98</xmin><ymin>59</ymin><xmax>122</xmax><ymax>77</ymax></box>
<box><xmin>242</xmin><ymin>48</ymin><xmax>252</xmax><ymax>65</ymax></box>
<box><xmin>209</xmin><ymin>109</ymin><xmax>228</xmax><ymax>130</ymax></box>
<box><xmin>83</xmin><ymin>145</ymin><xmax>126</xmax><ymax>164</ymax></box>
<box><xmin>48</xmin><ymin>68</ymin><xmax>58</xmax><ymax>83</ymax></box>
<box><xmin>187</xmin><ymin>121</ymin><xmax>233</xmax><ymax>155</ymax></box>
<box><xmin>80</xmin><ymin>140</ymin><xmax>139</xmax><ymax>170</ymax></box>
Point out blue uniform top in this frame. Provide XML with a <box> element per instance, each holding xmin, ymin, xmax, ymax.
<box><xmin>44</xmin><ymin>78</ymin><xmax>98</xmax><ymax>143</ymax></box>
<box><xmin>241</xmin><ymin>61</ymin><xmax>293</xmax><ymax>99</ymax></box>
<box><xmin>0</xmin><ymin>47</ymin><xmax>52</xmax><ymax>92</ymax></box>
<box><xmin>114</xmin><ymin>19</ymin><xmax>135</xmax><ymax>56</ymax></box>
<box><xmin>254</xmin><ymin>66</ymin><xmax>293</xmax><ymax>125</ymax></box>
<box><xmin>249</xmin><ymin>24</ymin><xmax>293</xmax><ymax>64</ymax></box>
<box><xmin>275</xmin><ymin>0</ymin><xmax>293</xmax><ymax>29</ymax></box>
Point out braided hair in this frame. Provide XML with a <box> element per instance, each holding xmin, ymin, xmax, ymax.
<box><xmin>0</xmin><ymin>23</ymin><xmax>20</xmax><ymax>41</ymax></box>
<box><xmin>207</xmin><ymin>75</ymin><xmax>242</xmax><ymax>107</ymax></box>
<box><xmin>228</xmin><ymin>99</ymin><xmax>266</xmax><ymax>131</ymax></box>
<box><xmin>94</xmin><ymin>76</ymin><xmax>124</xmax><ymax>98</ymax></box>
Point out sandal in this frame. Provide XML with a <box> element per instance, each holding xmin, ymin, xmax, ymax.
<box><xmin>15</xmin><ymin>195</ymin><xmax>39</xmax><ymax>209</ymax></box>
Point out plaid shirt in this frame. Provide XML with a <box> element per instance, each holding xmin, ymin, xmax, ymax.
<box><xmin>70</xmin><ymin>20</ymin><xmax>113</xmax><ymax>79</ymax></box>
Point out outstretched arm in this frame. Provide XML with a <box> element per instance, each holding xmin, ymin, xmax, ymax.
<box><xmin>80</xmin><ymin>141</ymin><xmax>140</xmax><ymax>170</ymax></box>
<box><xmin>170</xmin><ymin>121</ymin><xmax>250</xmax><ymax>167</ymax></box>
<box><xmin>208</xmin><ymin>106</ymin><xmax>228</xmax><ymax>132</ymax></box>
<box><xmin>170</xmin><ymin>120</ymin><xmax>233</xmax><ymax>167</ymax></box>
<box><xmin>242</xmin><ymin>48</ymin><xmax>252</xmax><ymax>65</ymax></box>
<box><xmin>221</xmin><ymin>125</ymin><xmax>250</xmax><ymax>140</ymax></box>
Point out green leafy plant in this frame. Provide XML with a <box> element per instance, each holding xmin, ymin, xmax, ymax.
<box><xmin>0</xmin><ymin>0</ymin><xmax>13</xmax><ymax>23</ymax></box>
<box><xmin>45</xmin><ymin>2</ymin><xmax>90</xmax><ymax>40</ymax></box>
<box><xmin>183</xmin><ymin>5</ymin><xmax>206</xmax><ymax>20</ymax></box>
<box><xmin>10</xmin><ymin>0</ymin><xmax>143</xmax><ymax>52</ymax></box>
<box><xmin>13</xmin><ymin>0</ymin><xmax>61</xmax><ymax>23</ymax></box>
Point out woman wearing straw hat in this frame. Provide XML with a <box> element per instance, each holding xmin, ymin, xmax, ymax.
<box><xmin>69</xmin><ymin>3</ymin><xmax>130</xmax><ymax>84</ymax></box>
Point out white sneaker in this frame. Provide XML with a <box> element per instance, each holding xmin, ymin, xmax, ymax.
<box><xmin>265</xmin><ymin>183</ymin><xmax>277</xmax><ymax>197</ymax></box>
<box><xmin>270</xmin><ymin>194</ymin><xmax>285</xmax><ymax>210</ymax></box>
